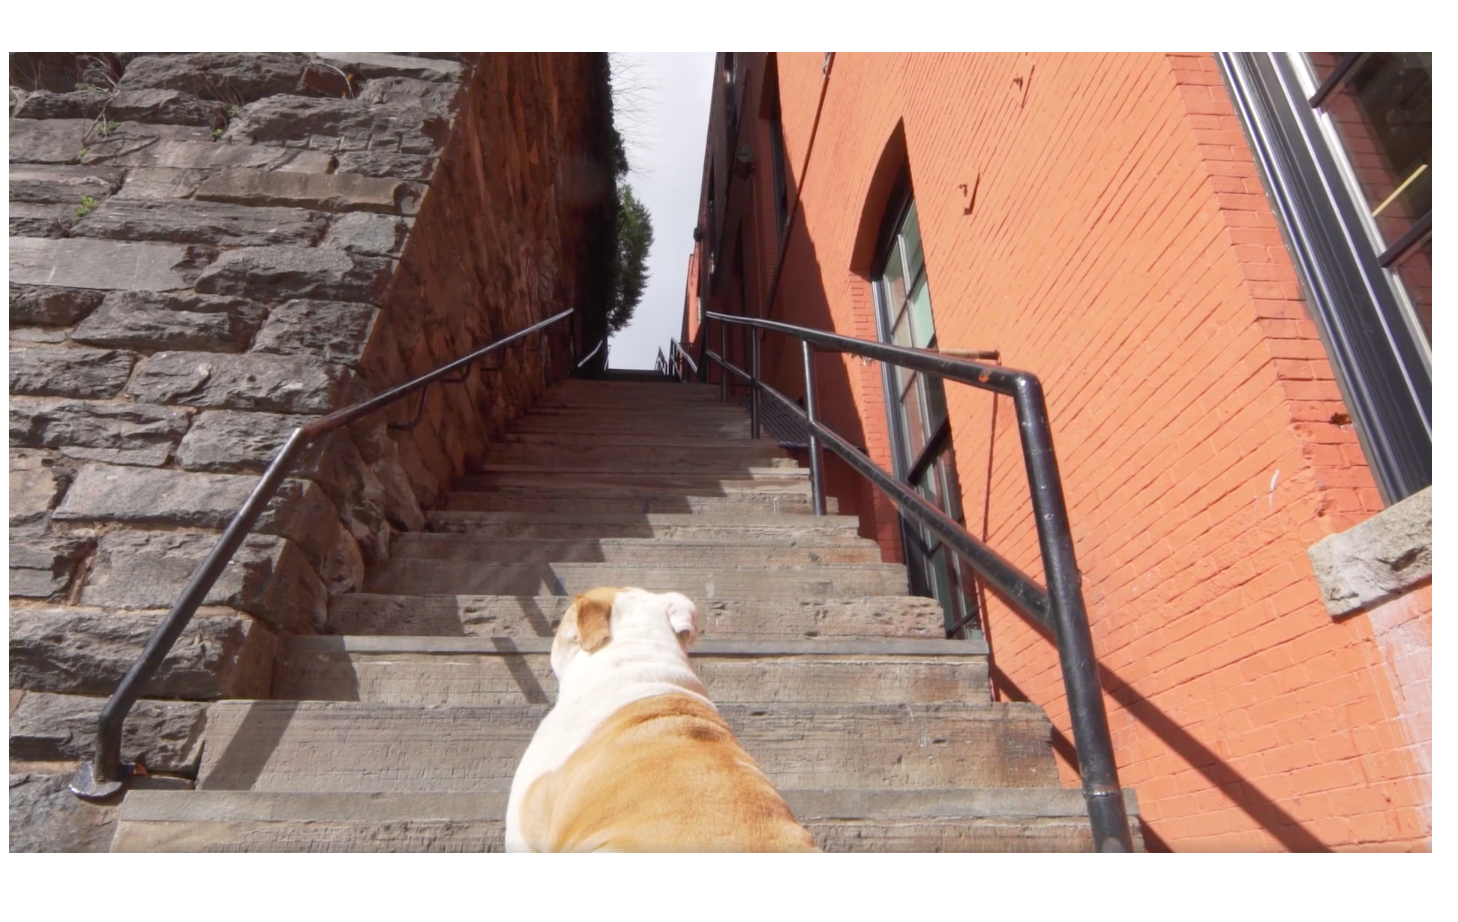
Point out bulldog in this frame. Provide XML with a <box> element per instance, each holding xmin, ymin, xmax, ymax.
<box><xmin>504</xmin><ymin>586</ymin><xmax>817</xmax><ymax>852</ymax></box>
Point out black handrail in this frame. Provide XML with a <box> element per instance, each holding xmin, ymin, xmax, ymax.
<box><xmin>702</xmin><ymin>309</ymin><xmax>1133</xmax><ymax>852</ymax></box>
<box><xmin>70</xmin><ymin>308</ymin><xmax>576</xmax><ymax>801</ymax></box>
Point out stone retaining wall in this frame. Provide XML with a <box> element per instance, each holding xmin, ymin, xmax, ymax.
<box><xmin>9</xmin><ymin>52</ymin><xmax>615</xmax><ymax>850</ymax></box>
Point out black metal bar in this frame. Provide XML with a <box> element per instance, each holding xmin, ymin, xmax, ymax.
<box><xmin>709</xmin><ymin>311</ymin><xmax>1025</xmax><ymax>397</ymax></box>
<box><xmin>800</xmin><ymin>341</ymin><xmax>826</xmax><ymax>516</ymax></box>
<box><xmin>719</xmin><ymin>318</ymin><xmax>729</xmax><ymax>402</ymax></box>
<box><xmin>1307</xmin><ymin>52</ymin><xmax>1365</xmax><ymax>108</ymax></box>
<box><xmin>700</xmin><ymin>308</ymin><xmax>1130</xmax><ymax>850</ymax></box>
<box><xmin>750</xmin><ymin>331</ymin><xmax>761</xmax><ymax>440</ymax></box>
<box><xmin>70</xmin><ymin>308</ymin><xmax>576</xmax><ymax>800</ymax></box>
<box><xmin>1377</xmin><ymin>211</ymin><xmax>1432</xmax><ymax>268</ymax></box>
<box><xmin>672</xmin><ymin>340</ymin><xmax>699</xmax><ymax>377</ymax></box>
<box><xmin>1009</xmin><ymin>374</ymin><xmax>1132</xmax><ymax>852</ymax></box>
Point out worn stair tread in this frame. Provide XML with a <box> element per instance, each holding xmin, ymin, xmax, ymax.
<box><xmin>498</xmin><ymin>431</ymin><xmax>787</xmax><ymax>449</ymax></box>
<box><xmin>195</xmin><ymin>700</ymin><xmax>1058</xmax><ymax>793</ymax></box>
<box><xmin>445</xmin><ymin>491</ymin><xmax>837</xmax><ymax>516</ymax></box>
<box><xmin>110</xmin><ymin>787</ymin><xmax>1141</xmax><ymax>852</ymax></box>
<box><xmin>274</xmin><ymin>636</ymin><xmax>991</xmax><ymax>706</ymax></box>
<box><xmin>116</xmin><ymin>787</ymin><xmax>1135</xmax><ymax>823</ymax></box>
<box><xmin>282</xmin><ymin>636</ymin><xmax>987</xmax><ymax>655</ymax></box>
<box><xmin>385</xmin><ymin>533</ymin><xmax>883</xmax><ymax>565</ymax></box>
<box><xmin>362</xmin><ymin>560</ymin><xmax>908</xmax><ymax>597</ymax></box>
<box><xmin>455</xmin><ymin>471</ymin><xmax>811</xmax><ymax>492</ymax></box>
<box><xmin>424</xmin><ymin>511</ymin><xmax>864</xmax><ymax>541</ymax></box>
<box><xmin>326</xmin><ymin>594</ymin><xmax>947</xmax><ymax>639</ymax></box>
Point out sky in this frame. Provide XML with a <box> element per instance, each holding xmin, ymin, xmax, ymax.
<box><xmin>606</xmin><ymin>53</ymin><xmax>717</xmax><ymax>370</ymax></box>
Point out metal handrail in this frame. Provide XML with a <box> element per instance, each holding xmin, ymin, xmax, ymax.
<box><xmin>70</xmin><ymin>308</ymin><xmax>577</xmax><ymax>800</ymax></box>
<box><xmin>671</xmin><ymin>339</ymin><xmax>699</xmax><ymax>378</ymax></box>
<box><xmin>702</xmin><ymin>309</ymin><xmax>1133</xmax><ymax>852</ymax></box>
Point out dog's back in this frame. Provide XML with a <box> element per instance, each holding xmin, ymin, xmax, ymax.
<box><xmin>504</xmin><ymin>587</ymin><xmax>817</xmax><ymax>852</ymax></box>
<box><xmin>518</xmin><ymin>693</ymin><xmax>817</xmax><ymax>852</ymax></box>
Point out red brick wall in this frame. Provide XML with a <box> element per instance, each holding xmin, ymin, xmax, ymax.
<box><xmin>693</xmin><ymin>52</ymin><xmax>1430</xmax><ymax>850</ymax></box>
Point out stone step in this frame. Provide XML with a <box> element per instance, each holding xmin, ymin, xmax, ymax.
<box><xmin>111</xmin><ymin>788</ymin><xmax>1141</xmax><ymax>852</ymax></box>
<box><xmin>445</xmin><ymin>489</ymin><xmax>836</xmax><ymax>516</ymax></box>
<box><xmin>482</xmin><ymin>444</ymin><xmax>796</xmax><ymax>471</ymax></box>
<box><xmin>424</xmin><ymin>511</ymin><xmax>865</xmax><ymax>542</ymax></box>
<box><xmin>192</xmin><ymin>700</ymin><xmax>1057</xmax><ymax>793</ymax></box>
<box><xmin>458</xmin><ymin>469</ymin><xmax>808</xmax><ymax>488</ymax></box>
<box><xmin>272</xmin><ymin>636</ymin><xmax>991</xmax><ymax>706</ymax></box>
<box><xmin>385</xmin><ymin>534</ymin><xmax>885</xmax><ymax>566</ymax></box>
<box><xmin>326</xmin><ymin>594</ymin><xmax>947</xmax><ymax>640</ymax></box>
<box><xmin>498</xmin><ymin>431</ymin><xmax>786</xmax><ymax>450</ymax></box>
<box><xmin>510</xmin><ymin>416</ymin><xmax>752</xmax><ymax>436</ymax></box>
<box><xmin>529</xmin><ymin>393</ymin><xmax>731</xmax><ymax>410</ymax></box>
<box><xmin>361</xmin><ymin>561</ymin><xmax>907</xmax><ymax>598</ymax></box>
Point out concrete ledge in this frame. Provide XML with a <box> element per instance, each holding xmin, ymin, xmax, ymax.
<box><xmin>1308</xmin><ymin>486</ymin><xmax>1431</xmax><ymax>617</ymax></box>
<box><xmin>284</xmin><ymin>635</ymin><xmax>989</xmax><ymax>657</ymax></box>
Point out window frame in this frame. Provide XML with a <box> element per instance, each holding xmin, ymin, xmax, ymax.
<box><xmin>1218</xmin><ymin>52</ymin><xmax>1431</xmax><ymax>505</ymax></box>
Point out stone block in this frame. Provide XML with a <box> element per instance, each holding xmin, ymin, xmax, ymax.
<box><xmin>224</xmin><ymin>95</ymin><xmax>448</xmax><ymax>154</ymax></box>
<box><xmin>174</xmin><ymin>410</ymin><xmax>313</xmax><ymax>472</ymax></box>
<box><xmin>1308</xmin><ymin>486</ymin><xmax>1433</xmax><ymax>616</ymax></box>
<box><xmin>9</xmin><ymin>771</ymin><xmax>118</xmax><ymax>852</ymax></box>
<box><xmin>9</xmin><ymin>203</ymin><xmax>73</xmax><ymax>237</ymax></box>
<box><xmin>334</xmin><ymin>149</ymin><xmax>438</xmax><ymax>181</ymax></box>
<box><xmin>128</xmin><ymin>351</ymin><xmax>349</xmax><ymax>414</ymax></box>
<box><xmin>9</xmin><ymin>606</ymin><xmax>275</xmax><ymax>699</ymax></box>
<box><xmin>357</xmin><ymin>76</ymin><xmax>461</xmax><ymax>112</ymax></box>
<box><xmin>70</xmin><ymin>198</ymin><xmax>329</xmax><ymax>247</ymax></box>
<box><xmin>10</xmin><ymin>466</ymin><xmax>63</xmax><ymax>527</ymax></box>
<box><xmin>9</xmin><ymin>238</ymin><xmax>204</xmax><ymax>292</ymax></box>
<box><xmin>195</xmin><ymin>168</ymin><xmax>408</xmax><ymax>213</ymax></box>
<box><xmin>318</xmin><ymin>53</ymin><xmax>464</xmax><ymax>83</ymax></box>
<box><xmin>9</xmin><ymin>327</ymin><xmax>70</xmax><ymax>345</ymax></box>
<box><xmin>10</xmin><ymin>691</ymin><xmax>206</xmax><ymax>773</ymax></box>
<box><xmin>252</xmin><ymin>299</ymin><xmax>379</xmax><ymax>364</ymax></box>
<box><xmin>72</xmin><ymin>290</ymin><xmax>265</xmax><ymax>353</ymax></box>
<box><xmin>13</xmin><ymin>89</ymin><xmax>226</xmax><ymax>127</ymax></box>
<box><xmin>9</xmin><ymin>345</ymin><xmax>135</xmax><ymax>399</ymax></box>
<box><xmin>192</xmin><ymin>245</ymin><xmax>391</xmax><ymax>304</ymax></box>
<box><xmin>9</xmin><ymin>163</ymin><xmax>124</xmax><ymax>203</ymax></box>
<box><xmin>117</xmin><ymin>53</ymin><xmax>313</xmax><ymax>103</ymax></box>
<box><xmin>81</xmin><ymin>530</ymin><xmax>326</xmax><ymax>634</ymax></box>
<box><xmin>9</xmin><ymin>284</ymin><xmax>106</xmax><ymax>326</ymax></box>
<box><xmin>8</xmin><ymin>532</ymin><xmax>93</xmax><ymax>599</ymax></box>
<box><xmin>9</xmin><ymin>117</ymin><xmax>96</xmax><ymax>164</ymax></box>
<box><xmin>98</xmin><ymin>139</ymin><xmax>336</xmax><ymax>172</ymax></box>
<box><xmin>321</xmin><ymin>212</ymin><xmax>409</xmax><ymax>257</ymax></box>
<box><xmin>111</xmin><ymin>167</ymin><xmax>210</xmax><ymax>200</ymax></box>
<box><xmin>10</xmin><ymin>397</ymin><xmax>191</xmax><ymax>466</ymax></box>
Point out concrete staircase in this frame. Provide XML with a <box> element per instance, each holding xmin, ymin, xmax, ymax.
<box><xmin>110</xmin><ymin>379</ymin><xmax>1139</xmax><ymax>852</ymax></box>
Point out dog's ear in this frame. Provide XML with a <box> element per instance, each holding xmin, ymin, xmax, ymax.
<box><xmin>664</xmin><ymin>593</ymin><xmax>700</xmax><ymax>648</ymax></box>
<box><xmin>574</xmin><ymin>587</ymin><xmax>616</xmax><ymax>653</ymax></box>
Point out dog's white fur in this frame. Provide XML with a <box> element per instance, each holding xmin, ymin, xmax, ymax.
<box><xmin>503</xmin><ymin>587</ymin><xmax>705</xmax><ymax>852</ymax></box>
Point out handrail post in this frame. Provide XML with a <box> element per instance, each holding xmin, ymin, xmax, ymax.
<box><xmin>750</xmin><ymin>331</ymin><xmax>761</xmax><ymax>440</ymax></box>
<box><xmin>799</xmin><ymin>340</ymin><xmax>826</xmax><ymax>516</ymax></box>
<box><xmin>1012</xmin><ymin>375</ymin><xmax>1132</xmax><ymax>853</ymax></box>
<box><xmin>70</xmin><ymin>428</ymin><xmax>311</xmax><ymax>799</ymax></box>
<box><xmin>719</xmin><ymin>319</ymin><xmax>729</xmax><ymax>403</ymax></box>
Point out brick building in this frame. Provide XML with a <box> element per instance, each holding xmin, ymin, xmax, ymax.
<box><xmin>680</xmin><ymin>52</ymin><xmax>1431</xmax><ymax>851</ymax></box>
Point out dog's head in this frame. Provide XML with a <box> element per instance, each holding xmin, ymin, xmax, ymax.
<box><xmin>551</xmin><ymin>586</ymin><xmax>700</xmax><ymax>678</ymax></box>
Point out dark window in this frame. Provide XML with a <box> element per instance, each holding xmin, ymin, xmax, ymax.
<box><xmin>1220</xmin><ymin>53</ymin><xmax>1431</xmax><ymax>504</ymax></box>
<box><xmin>872</xmin><ymin>177</ymin><xmax>979</xmax><ymax>638</ymax></box>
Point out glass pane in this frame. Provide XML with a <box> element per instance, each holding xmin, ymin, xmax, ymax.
<box><xmin>900</xmin><ymin>201</ymin><xmax>924</xmax><ymax>282</ymax></box>
<box><xmin>923</xmin><ymin>373</ymin><xmax>949</xmax><ymax>431</ymax></box>
<box><xmin>908</xmin><ymin>275</ymin><xmax>936</xmax><ymax>348</ymax></box>
<box><xmin>1391</xmin><ymin>236</ymin><xmax>1433</xmax><ymax>344</ymax></box>
<box><xmin>891</xmin><ymin>307</ymin><xmax>916</xmax><ymax>391</ymax></box>
<box><xmin>1317</xmin><ymin>52</ymin><xmax>1432</xmax><ymax>251</ymax></box>
<box><xmin>882</xmin><ymin>242</ymin><xmax>908</xmax><ymax>312</ymax></box>
<box><xmin>1305</xmin><ymin>52</ymin><xmax>1351</xmax><ymax>85</ymax></box>
<box><xmin>900</xmin><ymin>375</ymin><xmax>928</xmax><ymax>460</ymax></box>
